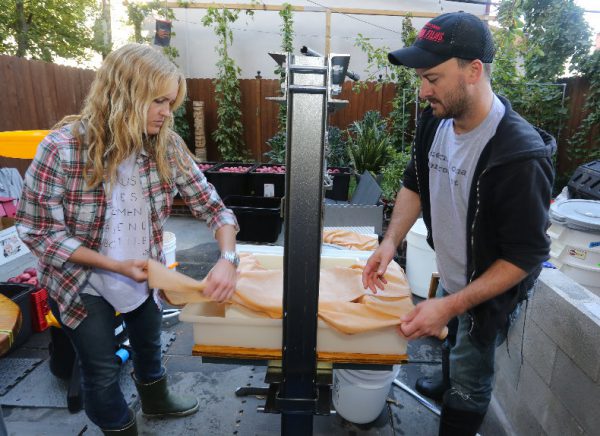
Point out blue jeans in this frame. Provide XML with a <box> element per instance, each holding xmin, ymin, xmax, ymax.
<box><xmin>50</xmin><ymin>294</ymin><xmax>163</xmax><ymax>430</ymax></box>
<box><xmin>438</xmin><ymin>286</ymin><xmax>518</xmax><ymax>414</ymax></box>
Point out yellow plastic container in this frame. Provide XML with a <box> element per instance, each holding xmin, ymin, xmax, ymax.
<box><xmin>0</xmin><ymin>130</ymin><xmax>50</xmax><ymax>159</ymax></box>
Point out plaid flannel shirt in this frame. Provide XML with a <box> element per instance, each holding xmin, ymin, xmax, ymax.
<box><xmin>16</xmin><ymin>124</ymin><xmax>238</xmax><ymax>329</ymax></box>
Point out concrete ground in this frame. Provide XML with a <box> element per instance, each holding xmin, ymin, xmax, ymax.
<box><xmin>0</xmin><ymin>216</ymin><xmax>506</xmax><ymax>435</ymax></box>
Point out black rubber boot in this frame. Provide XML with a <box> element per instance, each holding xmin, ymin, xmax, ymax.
<box><xmin>101</xmin><ymin>408</ymin><xmax>137</xmax><ymax>435</ymax></box>
<box><xmin>438</xmin><ymin>405</ymin><xmax>485</xmax><ymax>436</ymax></box>
<box><xmin>133</xmin><ymin>373</ymin><xmax>199</xmax><ymax>418</ymax></box>
<box><xmin>415</xmin><ymin>342</ymin><xmax>450</xmax><ymax>401</ymax></box>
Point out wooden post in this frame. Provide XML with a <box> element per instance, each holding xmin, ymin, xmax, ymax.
<box><xmin>255</xmin><ymin>77</ymin><xmax>262</xmax><ymax>161</ymax></box>
<box><xmin>192</xmin><ymin>101</ymin><xmax>207</xmax><ymax>161</ymax></box>
<box><xmin>325</xmin><ymin>10</ymin><xmax>331</xmax><ymax>55</ymax></box>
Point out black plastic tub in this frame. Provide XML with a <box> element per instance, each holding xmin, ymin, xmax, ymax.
<box><xmin>249</xmin><ymin>164</ymin><xmax>286</xmax><ymax>197</ymax></box>
<box><xmin>224</xmin><ymin>195</ymin><xmax>283</xmax><ymax>243</ymax></box>
<box><xmin>198</xmin><ymin>161</ymin><xmax>218</xmax><ymax>173</ymax></box>
<box><xmin>325</xmin><ymin>167</ymin><xmax>352</xmax><ymax>201</ymax></box>
<box><xmin>205</xmin><ymin>162</ymin><xmax>257</xmax><ymax>199</ymax></box>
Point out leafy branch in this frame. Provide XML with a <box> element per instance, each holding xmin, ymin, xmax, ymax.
<box><xmin>202</xmin><ymin>6</ymin><xmax>256</xmax><ymax>161</ymax></box>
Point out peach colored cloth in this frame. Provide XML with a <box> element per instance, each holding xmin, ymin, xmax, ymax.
<box><xmin>322</xmin><ymin>229</ymin><xmax>379</xmax><ymax>251</ymax></box>
<box><xmin>151</xmin><ymin>254</ymin><xmax>413</xmax><ymax>334</ymax></box>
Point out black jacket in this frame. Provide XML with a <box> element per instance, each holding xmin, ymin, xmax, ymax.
<box><xmin>403</xmin><ymin>95</ymin><xmax>555</xmax><ymax>346</ymax></box>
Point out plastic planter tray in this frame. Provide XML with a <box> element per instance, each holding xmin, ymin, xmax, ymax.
<box><xmin>249</xmin><ymin>164</ymin><xmax>286</xmax><ymax>197</ymax></box>
<box><xmin>325</xmin><ymin>167</ymin><xmax>352</xmax><ymax>201</ymax></box>
<box><xmin>205</xmin><ymin>162</ymin><xmax>257</xmax><ymax>199</ymax></box>
<box><xmin>223</xmin><ymin>195</ymin><xmax>283</xmax><ymax>243</ymax></box>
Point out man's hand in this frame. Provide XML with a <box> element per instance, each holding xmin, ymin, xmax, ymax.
<box><xmin>118</xmin><ymin>259</ymin><xmax>149</xmax><ymax>282</ymax></box>
<box><xmin>203</xmin><ymin>258</ymin><xmax>238</xmax><ymax>303</ymax></box>
<box><xmin>398</xmin><ymin>297</ymin><xmax>453</xmax><ymax>340</ymax></box>
<box><xmin>362</xmin><ymin>239</ymin><xmax>397</xmax><ymax>293</ymax></box>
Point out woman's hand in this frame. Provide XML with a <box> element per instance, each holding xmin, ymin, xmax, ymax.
<box><xmin>203</xmin><ymin>259</ymin><xmax>238</xmax><ymax>303</ymax></box>
<box><xmin>118</xmin><ymin>259</ymin><xmax>149</xmax><ymax>282</ymax></box>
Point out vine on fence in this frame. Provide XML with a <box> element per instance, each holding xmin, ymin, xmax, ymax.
<box><xmin>353</xmin><ymin>15</ymin><xmax>419</xmax><ymax>200</ymax></box>
<box><xmin>568</xmin><ymin>51</ymin><xmax>600</xmax><ymax>164</ymax></box>
<box><xmin>276</xmin><ymin>3</ymin><xmax>294</xmax><ymax>131</ymax></box>
<box><xmin>202</xmin><ymin>6</ymin><xmax>255</xmax><ymax>161</ymax></box>
<box><xmin>265</xmin><ymin>3</ymin><xmax>294</xmax><ymax>164</ymax></box>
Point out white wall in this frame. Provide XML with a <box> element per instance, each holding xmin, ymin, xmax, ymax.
<box><xmin>162</xmin><ymin>0</ymin><xmax>486</xmax><ymax>79</ymax></box>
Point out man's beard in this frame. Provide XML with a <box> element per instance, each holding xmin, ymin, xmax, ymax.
<box><xmin>429</xmin><ymin>78</ymin><xmax>469</xmax><ymax>120</ymax></box>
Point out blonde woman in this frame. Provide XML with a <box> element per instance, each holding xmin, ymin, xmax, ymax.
<box><xmin>16</xmin><ymin>43</ymin><xmax>239</xmax><ymax>435</ymax></box>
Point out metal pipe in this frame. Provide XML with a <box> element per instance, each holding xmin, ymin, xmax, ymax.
<box><xmin>392</xmin><ymin>379</ymin><xmax>441</xmax><ymax>416</ymax></box>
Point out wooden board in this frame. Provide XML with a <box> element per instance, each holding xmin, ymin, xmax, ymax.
<box><xmin>0</xmin><ymin>293</ymin><xmax>22</xmax><ymax>356</ymax></box>
<box><xmin>192</xmin><ymin>344</ymin><xmax>407</xmax><ymax>365</ymax></box>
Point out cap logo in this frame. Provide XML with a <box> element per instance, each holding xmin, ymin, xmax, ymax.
<box><xmin>418</xmin><ymin>23</ymin><xmax>444</xmax><ymax>43</ymax></box>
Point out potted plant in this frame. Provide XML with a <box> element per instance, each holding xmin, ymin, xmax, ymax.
<box><xmin>346</xmin><ymin>111</ymin><xmax>392</xmax><ymax>176</ymax></box>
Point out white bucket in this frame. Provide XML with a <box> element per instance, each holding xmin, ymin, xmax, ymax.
<box><xmin>548</xmin><ymin>223</ymin><xmax>600</xmax><ymax>269</ymax></box>
<box><xmin>164</xmin><ymin>231</ymin><xmax>177</xmax><ymax>269</ymax></box>
<box><xmin>548</xmin><ymin>222</ymin><xmax>600</xmax><ymax>297</ymax></box>
<box><xmin>405</xmin><ymin>219</ymin><xmax>437</xmax><ymax>298</ymax></box>
<box><xmin>332</xmin><ymin>366</ymin><xmax>400</xmax><ymax>424</ymax></box>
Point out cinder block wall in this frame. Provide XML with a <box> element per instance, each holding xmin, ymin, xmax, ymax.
<box><xmin>492</xmin><ymin>269</ymin><xmax>600</xmax><ymax>435</ymax></box>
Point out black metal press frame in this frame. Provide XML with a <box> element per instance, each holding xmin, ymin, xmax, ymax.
<box><xmin>254</xmin><ymin>51</ymin><xmax>353</xmax><ymax>436</ymax></box>
<box><xmin>215</xmin><ymin>50</ymin><xmax>435</xmax><ymax>433</ymax></box>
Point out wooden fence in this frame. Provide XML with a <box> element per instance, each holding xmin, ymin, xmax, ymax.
<box><xmin>557</xmin><ymin>76</ymin><xmax>597</xmax><ymax>175</ymax></box>
<box><xmin>0</xmin><ymin>55</ymin><xmax>96</xmax><ymax>132</ymax></box>
<box><xmin>186</xmin><ymin>78</ymin><xmax>400</xmax><ymax>161</ymax></box>
<box><xmin>0</xmin><ymin>55</ymin><xmax>596</xmax><ymax>173</ymax></box>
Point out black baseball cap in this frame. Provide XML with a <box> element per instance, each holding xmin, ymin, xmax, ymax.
<box><xmin>388</xmin><ymin>11</ymin><xmax>495</xmax><ymax>69</ymax></box>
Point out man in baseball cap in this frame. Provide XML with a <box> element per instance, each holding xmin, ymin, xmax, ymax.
<box><xmin>363</xmin><ymin>11</ymin><xmax>555</xmax><ymax>436</ymax></box>
<box><xmin>388</xmin><ymin>11</ymin><xmax>495</xmax><ymax>69</ymax></box>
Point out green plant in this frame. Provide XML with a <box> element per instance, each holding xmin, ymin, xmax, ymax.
<box><xmin>0</xmin><ymin>0</ymin><xmax>98</xmax><ymax>61</ymax></box>
<box><xmin>276</xmin><ymin>3</ymin><xmax>294</xmax><ymax>130</ymax></box>
<box><xmin>380</xmin><ymin>149</ymin><xmax>411</xmax><ymax>201</ymax></box>
<box><xmin>264</xmin><ymin>3</ymin><xmax>294</xmax><ymax>165</ymax></box>
<box><xmin>521</xmin><ymin>0</ymin><xmax>591</xmax><ymax>81</ymax></box>
<box><xmin>326</xmin><ymin>126</ymin><xmax>350</xmax><ymax>168</ymax></box>
<box><xmin>353</xmin><ymin>15</ymin><xmax>417</xmax><ymax>196</ymax></box>
<box><xmin>264</xmin><ymin>131</ymin><xmax>286</xmax><ymax>164</ymax></box>
<box><xmin>202</xmin><ymin>6</ymin><xmax>254</xmax><ymax>161</ymax></box>
<box><xmin>346</xmin><ymin>111</ymin><xmax>392</xmax><ymax>174</ymax></box>
<box><xmin>388</xmin><ymin>17</ymin><xmax>420</xmax><ymax>152</ymax></box>
<box><xmin>173</xmin><ymin>97</ymin><xmax>191</xmax><ymax>146</ymax></box>
<box><xmin>568</xmin><ymin>50</ymin><xmax>600</xmax><ymax>164</ymax></box>
<box><xmin>493</xmin><ymin>0</ymin><xmax>595</xmax><ymax>187</ymax></box>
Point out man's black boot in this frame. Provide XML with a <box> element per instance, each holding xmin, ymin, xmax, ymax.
<box><xmin>438</xmin><ymin>405</ymin><xmax>485</xmax><ymax>436</ymax></box>
<box><xmin>415</xmin><ymin>342</ymin><xmax>450</xmax><ymax>401</ymax></box>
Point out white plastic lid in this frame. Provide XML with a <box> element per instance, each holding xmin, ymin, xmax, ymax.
<box><xmin>550</xmin><ymin>200</ymin><xmax>600</xmax><ymax>232</ymax></box>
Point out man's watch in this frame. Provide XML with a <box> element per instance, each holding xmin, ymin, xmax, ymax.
<box><xmin>220</xmin><ymin>251</ymin><xmax>240</xmax><ymax>268</ymax></box>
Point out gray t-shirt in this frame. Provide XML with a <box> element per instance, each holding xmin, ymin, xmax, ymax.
<box><xmin>81</xmin><ymin>154</ymin><xmax>151</xmax><ymax>312</ymax></box>
<box><xmin>429</xmin><ymin>96</ymin><xmax>505</xmax><ymax>293</ymax></box>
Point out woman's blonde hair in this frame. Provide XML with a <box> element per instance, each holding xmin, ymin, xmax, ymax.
<box><xmin>58</xmin><ymin>43</ymin><xmax>187</xmax><ymax>188</ymax></box>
